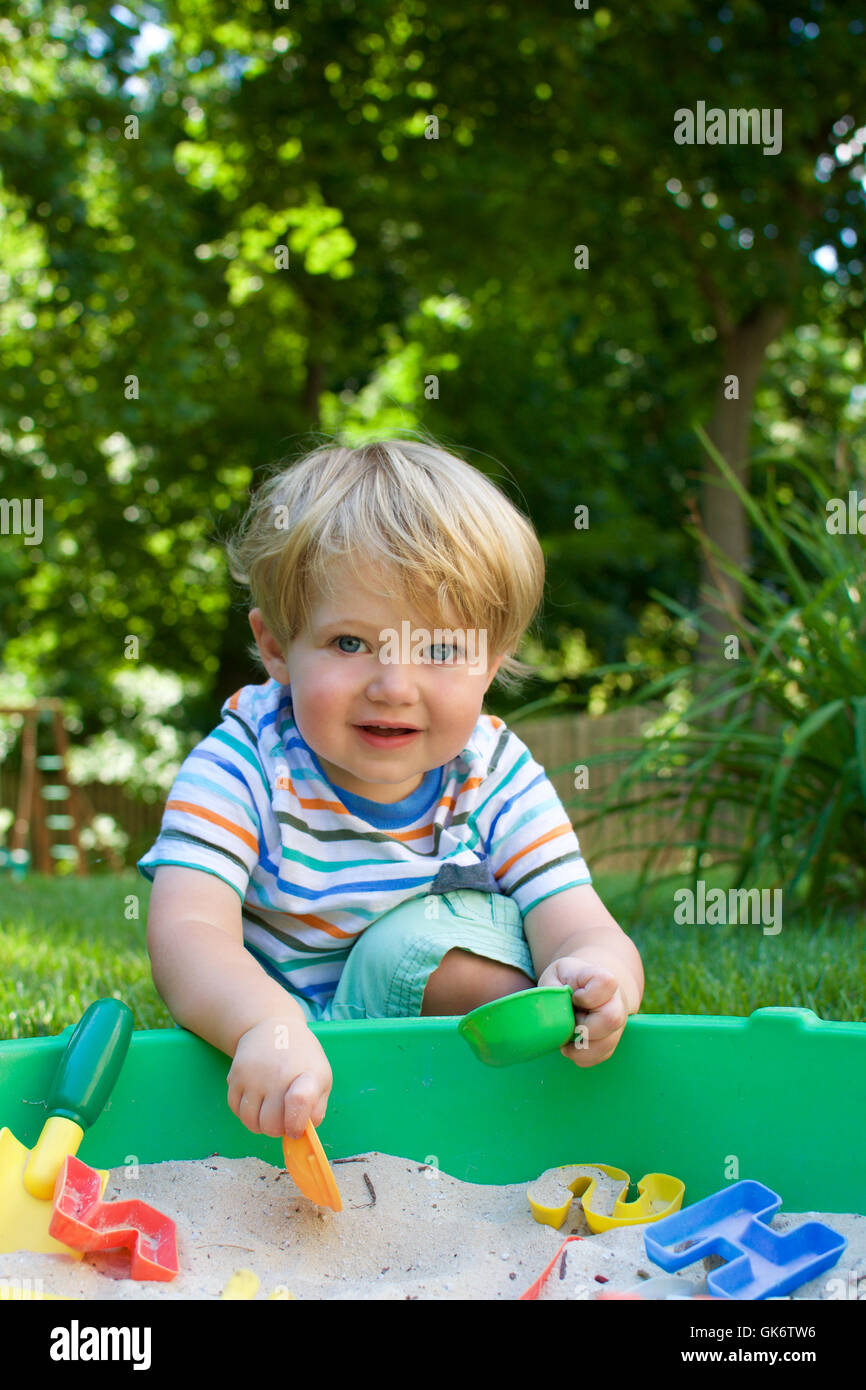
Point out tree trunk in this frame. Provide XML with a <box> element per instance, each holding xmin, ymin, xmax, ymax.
<box><xmin>697</xmin><ymin>303</ymin><xmax>788</xmax><ymax>666</ymax></box>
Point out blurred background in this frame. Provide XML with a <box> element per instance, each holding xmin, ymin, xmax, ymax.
<box><xmin>1</xmin><ymin>1</ymin><xmax>865</xmax><ymax>1029</ymax></box>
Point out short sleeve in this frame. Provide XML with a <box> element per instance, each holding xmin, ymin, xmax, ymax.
<box><xmin>478</xmin><ymin>733</ymin><xmax>591</xmax><ymax>915</ymax></box>
<box><xmin>137</xmin><ymin>732</ymin><xmax>265</xmax><ymax>900</ymax></box>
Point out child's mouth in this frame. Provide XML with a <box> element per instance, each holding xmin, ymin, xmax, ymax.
<box><xmin>355</xmin><ymin>725</ymin><xmax>420</xmax><ymax>748</ymax></box>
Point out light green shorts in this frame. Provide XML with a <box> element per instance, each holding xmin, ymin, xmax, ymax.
<box><xmin>293</xmin><ymin>890</ymin><xmax>536</xmax><ymax>1023</ymax></box>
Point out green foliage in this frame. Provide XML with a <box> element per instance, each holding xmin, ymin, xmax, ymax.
<box><xmin>0</xmin><ymin>0</ymin><xmax>864</xmax><ymax>774</ymax></box>
<box><xmin>580</xmin><ymin>428</ymin><xmax>866</xmax><ymax>912</ymax></box>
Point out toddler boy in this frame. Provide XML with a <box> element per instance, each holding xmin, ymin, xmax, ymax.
<box><xmin>139</xmin><ymin>438</ymin><xmax>644</xmax><ymax>1142</ymax></box>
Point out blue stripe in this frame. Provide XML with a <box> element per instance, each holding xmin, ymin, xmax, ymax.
<box><xmin>173</xmin><ymin>768</ymin><xmax>260</xmax><ymax>826</ymax></box>
<box><xmin>486</xmin><ymin>768</ymin><xmax>548</xmax><ymax>844</ymax></box>
<box><xmin>488</xmin><ymin>795</ymin><xmax>574</xmax><ymax>858</ymax></box>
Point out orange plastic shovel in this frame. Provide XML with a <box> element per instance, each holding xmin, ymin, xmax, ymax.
<box><xmin>282</xmin><ymin>1121</ymin><xmax>341</xmax><ymax>1211</ymax></box>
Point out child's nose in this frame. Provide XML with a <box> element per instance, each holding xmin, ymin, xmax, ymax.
<box><xmin>366</xmin><ymin>659</ymin><xmax>421</xmax><ymax>701</ymax></box>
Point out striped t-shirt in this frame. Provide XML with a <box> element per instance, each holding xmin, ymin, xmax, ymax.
<box><xmin>137</xmin><ymin>678</ymin><xmax>591</xmax><ymax>1015</ymax></box>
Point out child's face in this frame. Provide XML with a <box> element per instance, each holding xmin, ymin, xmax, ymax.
<box><xmin>249</xmin><ymin>558</ymin><xmax>504</xmax><ymax>803</ymax></box>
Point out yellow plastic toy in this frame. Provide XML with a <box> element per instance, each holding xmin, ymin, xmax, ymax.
<box><xmin>527</xmin><ymin>1163</ymin><xmax>685</xmax><ymax>1233</ymax></box>
<box><xmin>219</xmin><ymin>1269</ymin><xmax>298</xmax><ymax>1300</ymax></box>
<box><xmin>221</xmin><ymin>1269</ymin><xmax>260</xmax><ymax>1300</ymax></box>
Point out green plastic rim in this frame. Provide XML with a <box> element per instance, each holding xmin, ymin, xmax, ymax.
<box><xmin>2</xmin><ymin>1007</ymin><xmax>866</xmax><ymax>1211</ymax></box>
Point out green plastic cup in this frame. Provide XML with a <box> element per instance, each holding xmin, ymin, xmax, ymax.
<box><xmin>457</xmin><ymin>986</ymin><xmax>576</xmax><ymax>1067</ymax></box>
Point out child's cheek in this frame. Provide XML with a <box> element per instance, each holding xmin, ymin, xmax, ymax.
<box><xmin>295</xmin><ymin>672</ymin><xmax>354</xmax><ymax>745</ymax></box>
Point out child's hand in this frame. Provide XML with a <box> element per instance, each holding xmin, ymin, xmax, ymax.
<box><xmin>536</xmin><ymin>956</ymin><xmax>630</xmax><ymax>1067</ymax></box>
<box><xmin>227</xmin><ymin>1016</ymin><xmax>333</xmax><ymax>1141</ymax></box>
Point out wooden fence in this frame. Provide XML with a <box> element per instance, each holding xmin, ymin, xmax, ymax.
<box><xmin>1</xmin><ymin>704</ymin><xmax>744</xmax><ymax>875</ymax></box>
<box><xmin>514</xmin><ymin>700</ymin><xmax>745</xmax><ymax>872</ymax></box>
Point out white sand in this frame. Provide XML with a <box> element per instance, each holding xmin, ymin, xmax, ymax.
<box><xmin>1</xmin><ymin>1153</ymin><xmax>863</xmax><ymax>1301</ymax></box>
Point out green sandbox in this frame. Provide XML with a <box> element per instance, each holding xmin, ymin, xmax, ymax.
<box><xmin>1</xmin><ymin>1007</ymin><xmax>863</xmax><ymax>1214</ymax></box>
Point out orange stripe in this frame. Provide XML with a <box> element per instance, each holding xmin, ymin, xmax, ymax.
<box><xmin>288</xmin><ymin>912</ymin><xmax>360</xmax><ymax>940</ymax></box>
<box><xmin>289</xmin><ymin>786</ymin><xmax>466</xmax><ymax>844</ymax></box>
<box><xmin>494</xmin><ymin>823</ymin><xmax>574</xmax><ymax>879</ymax></box>
<box><xmin>298</xmin><ymin>794</ymin><xmax>355</xmax><ymax>814</ymax></box>
<box><xmin>290</xmin><ymin>782</ymin><xmax>474</xmax><ymax>823</ymax></box>
<box><xmin>381</xmin><ymin>823</ymin><xmax>433</xmax><ymax>843</ymax></box>
<box><xmin>166</xmin><ymin>800</ymin><xmax>259</xmax><ymax>854</ymax></box>
<box><xmin>287</xmin><ymin>773</ymin><xmax>345</xmax><ymax>816</ymax></box>
<box><xmin>228</xmin><ymin>689</ymin><xmax>243</xmax><ymax>710</ymax></box>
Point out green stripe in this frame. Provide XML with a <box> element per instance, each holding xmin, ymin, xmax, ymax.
<box><xmin>154</xmin><ymin>828</ymin><xmax>252</xmax><ymax>876</ymax></box>
<box><xmin>251</xmin><ymin>951</ymin><xmax>352</xmax><ymax>975</ymax></box>
<box><xmin>274</xmin><ymin>812</ymin><xmax>445</xmax><ymax>874</ymax></box>
<box><xmin>242</xmin><ymin>908</ymin><xmax>360</xmax><ymax>955</ymax></box>
<box><xmin>275</xmin><ymin>808</ymin><xmax>443</xmax><ymax>847</ymax></box>
<box><xmin>487</xmin><ymin>727</ymin><xmax>511</xmax><ymax>778</ymax></box>
<box><xmin>139</xmin><ymin>858</ymin><xmax>245</xmax><ymax>902</ymax></box>
<box><xmin>211</xmin><ymin>727</ymin><xmax>270</xmax><ymax>799</ymax></box>
<box><xmin>508</xmin><ymin>851</ymin><xmax>588</xmax><ymax>896</ymax></box>
<box><xmin>473</xmin><ymin>746</ymin><xmax>532</xmax><ymax>820</ymax></box>
<box><xmin>224</xmin><ymin>708</ymin><xmax>260</xmax><ymax>747</ymax></box>
<box><xmin>520</xmin><ymin>877</ymin><xmax>593</xmax><ymax>915</ymax></box>
<box><xmin>487</xmin><ymin>799</ymin><xmax>572</xmax><ymax>857</ymax></box>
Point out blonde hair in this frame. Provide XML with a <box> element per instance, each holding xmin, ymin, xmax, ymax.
<box><xmin>225</xmin><ymin>435</ymin><xmax>546</xmax><ymax>694</ymax></box>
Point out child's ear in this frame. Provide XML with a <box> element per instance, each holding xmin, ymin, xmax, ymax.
<box><xmin>248</xmin><ymin>608</ymin><xmax>266</xmax><ymax>646</ymax></box>
<box><xmin>249</xmin><ymin>609</ymin><xmax>291</xmax><ymax>682</ymax></box>
<box><xmin>482</xmin><ymin>653</ymin><xmax>505</xmax><ymax>691</ymax></box>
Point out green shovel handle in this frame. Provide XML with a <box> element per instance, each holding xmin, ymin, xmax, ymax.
<box><xmin>46</xmin><ymin>997</ymin><xmax>134</xmax><ymax>1130</ymax></box>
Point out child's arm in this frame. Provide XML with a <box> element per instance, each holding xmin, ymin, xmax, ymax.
<box><xmin>522</xmin><ymin>883</ymin><xmax>644</xmax><ymax>1066</ymax></box>
<box><xmin>146</xmin><ymin>865</ymin><xmax>332</xmax><ymax>1138</ymax></box>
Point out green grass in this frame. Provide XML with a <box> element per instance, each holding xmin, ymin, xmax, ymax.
<box><xmin>597</xmin><ymin>869</ymin><xmax>865</xmax><ymax>1020</ymax></box>
<box><xmin>0</xmin><ymin>873</ymin><xmax>173</xmax><ymax>1038</ymax></box>
<box><xmin>0</xmin><ymin>871</ymin><xmax>862</xmax><ymax>1040</ymax></box>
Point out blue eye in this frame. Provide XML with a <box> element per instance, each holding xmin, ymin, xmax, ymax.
<box><xmin>429</xmin><ymin>644</ymin><xmax>462</xmax><ymax>662</ymax></box>
<box><xmin>334</xmin><ymin>635</ymin><xmax>365</xmax><ymax>653</ymax></box>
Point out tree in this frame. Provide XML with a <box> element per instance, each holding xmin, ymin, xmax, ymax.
<box><xmin>1</xmin><ymin>0</ymin><xmax>863</xmax><ymax>755</ymax></box>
